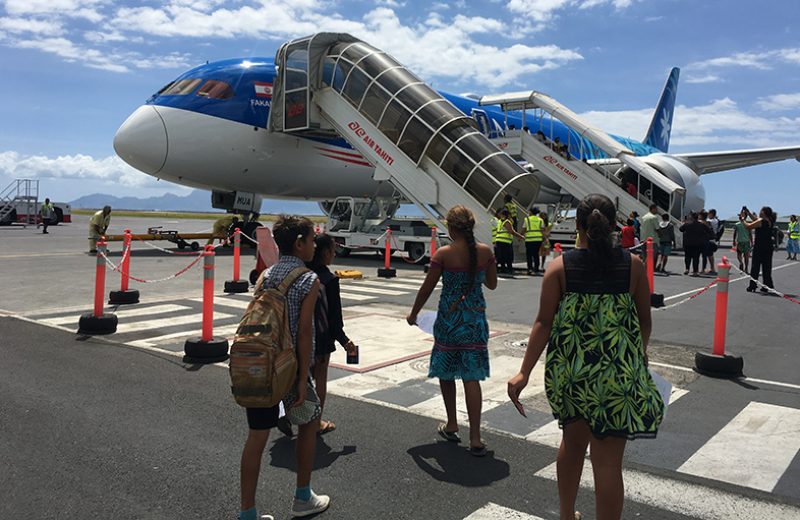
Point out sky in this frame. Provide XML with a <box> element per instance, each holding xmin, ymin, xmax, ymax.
<box><xmin>1</xmin><ymin>0</ymin><xmax>799</xmax><ymax>217</ymax></box>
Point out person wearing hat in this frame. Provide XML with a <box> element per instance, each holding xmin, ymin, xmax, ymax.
<box><xmin>655</xmin><ymin>213</ymin><xmax>675</xmax><ymax>273</ymax></box>
<box><xmin>88</xmin><ymin>205</ymin><xmax>111</xmax><ymax>253</ymax></box>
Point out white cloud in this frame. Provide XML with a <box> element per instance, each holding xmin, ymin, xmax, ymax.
<box><xmin>506</xmin><ymin>0</ymin><xmax>637</xmax><ymax>22</ymax></box>
<box><xmin>0</xmin><ymin>150</ymin><xmax>166</xmax><ymax>189</ymax></box>
<box><xmin>580</xmin><ymin>98</ymin><xmax>800</xmax><ymax>150</ymax></box>
<box><xmin>4</xmin><ymin>0</ymin><xmax>105</xmax><ymax>22</ymax></box>
<box><xmin>0</xmin><ymin>16</ymin><xmax>63</xmax><ymax>35</ymax></box>
<box><xmin>687</xmin><ymin>47</ymin><xmax>800</xmax><ymax>71</ymax></box>
<box><xmin>756</xmin><ymin>93</ymin><xmax>800</xmax><ymax>111</ymax></box>
<box><xmin>685</xmin><ymin>74</ymin><xmax>721</xmax><ymax>84</ymax></box>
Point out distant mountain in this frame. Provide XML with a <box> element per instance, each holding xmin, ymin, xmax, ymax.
<box><xmin>69</xmin><ymin>189</ymin><xmax>324</xmax><ymax>215</ymax></box>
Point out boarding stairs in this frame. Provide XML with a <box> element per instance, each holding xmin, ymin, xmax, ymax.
<box><xmin>0</xmin><ymin>179</ymin><xmax>39</xmax><ymax>225</ymax></box>
<box><xmin>480</xmin><ymin>92</ymin><xmax>686</xmax><ymax>233</ymax></box>
<box><xmin>268</xmin><ymin>33</ymin><xmax>541</xmax><ymax>246</ymax></box>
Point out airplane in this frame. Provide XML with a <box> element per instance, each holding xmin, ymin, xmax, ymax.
<box><xmin>113</xmin><ymin>42</ymin><xmax>800</xmax><ymax>236</ymax></box>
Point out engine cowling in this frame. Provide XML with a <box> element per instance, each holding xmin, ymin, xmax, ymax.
<box><xmin>640</xmin><ymin>154</ymin><xmax>706</xmax><ymax>215</ymax></box>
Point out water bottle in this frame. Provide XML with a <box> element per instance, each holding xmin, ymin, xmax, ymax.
<box><xmin>346</xmin><ymin>344</ymin><xmax>359</xmax><ymax>365</ymax></box>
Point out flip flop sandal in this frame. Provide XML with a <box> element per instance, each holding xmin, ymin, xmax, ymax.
<box><xmin>468</xmin><ymin>444</ymin><xmax>488</xmax><ymax>457</ymax></box>
<box><xmin>437</xmin><ymin>424</ymin><xmax>461</xmax><ymax>443</ymax></box>
<box><xmin>319</xmin><ymin>420</ymin><xmax>336</xmax><ymax>435</ymax></box>
<box><xmin>574</xmin><ymin>513</ymin><xmax>582</xmax><ymax>520</ymax></box>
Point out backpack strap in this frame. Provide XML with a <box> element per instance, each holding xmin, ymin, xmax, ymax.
<box><xmin>278</xmin><ymin>267</ymin><xmax>311</xmax><ymax>295</ymax></box>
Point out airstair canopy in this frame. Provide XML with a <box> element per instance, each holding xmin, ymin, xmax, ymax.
<box><xmin>269</xmin><ymin>33</ymin><xmax>540</xmax><ymax>232</ymax></box>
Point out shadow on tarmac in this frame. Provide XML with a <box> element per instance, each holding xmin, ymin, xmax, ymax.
<box><xmin>407</xmin><ymin>441</ymin><xmax>510</xmax><ymax>487</ymax></box>
<box><xmin>268</xmin><ymin>436</ymin><xmax>357</xmax><ymax>472</ymax></box>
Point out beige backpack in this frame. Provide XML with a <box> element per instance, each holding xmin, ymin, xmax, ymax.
<box><xmin>229</xmin><ymin>267</ymin><xmax>308</xmax><ymax>408</ymax></box>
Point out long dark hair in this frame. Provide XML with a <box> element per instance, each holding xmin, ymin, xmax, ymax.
<box><xmin>760</xmin><ymin>206</ymin><xmax>776</xmax><ymax>227</ymax></box>
<box><xmin>576</xmin><ymin>194</ymin><xmax>617</xmax><ymax>270</ymax></box>
<box><xmin>307</xmin><ymin>233</ymin><xmax>335</xmax><ymax>272</ymax></box>
<box><xmin>446</xmin><ymin>205</ymin><xmax>477</xmax><ymax>296</ymax></box>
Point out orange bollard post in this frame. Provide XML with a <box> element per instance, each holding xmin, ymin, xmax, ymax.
<box><xmin>378</xmin><ymin>227</ymin><xmax>396</xmax><ymax>278</ymax></box>
<box><xmin>78</xmin><ymin>239</ymin><xmax>117</xmax><ymax>334</ymax></box>
<box><xmin>647</xmin><ymin>237</ymin><xmax>664</xmax><ymax>307</ymax></box>
<box><xmin>224</xmin><ymin>228</ymin><xmax>249</xmax><ymax>293</ymax></box>
<box><xmin>554</xmin><ymin>243</ymin><xmax>563</xmax><ymax>257</ymax></box>
<box><xmin>109</xmin><ymin>229</ymin><xmax>140</xmax><ymax>304</ymax></box>
<box><xmin>184</xmin><ymin>245</ymin><xmax>229</xmax><ymax>364</ymax></box>
<box><xmin>695</xmin><ymin>257</ymin><xmax>743</xmax><ymax>377</ymax></box>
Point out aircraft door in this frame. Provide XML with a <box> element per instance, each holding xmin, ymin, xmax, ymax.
<box><xmin>283</xmin><ymin>40</ymin><xmax>311</xmax><ymax>131</ymax></box>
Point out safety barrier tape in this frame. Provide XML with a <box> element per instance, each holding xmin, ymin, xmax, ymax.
<box><xmin>131</xmin><ymin>233</ymin><xmax>230</xmax><ymax>255</ymax></box>
<box><xmin>100</xmin><ymin>247</ymin><xmax>204</xmax><ymax>284</ymax></box>
<box><xmin>390</xmin><ymin>233</ymin><xmax>427</xmax><ymax>265</ymax></box>
<box><xmin>652</xmin><ymin>279</ymin><xmax>718</xmax><ymax>312</ymax></box>
<box><xmin>239</xmin><ymin>231</ymin><xmax>259</xmax><ymax>245</ymax></box>
<box><xmin>728</xmin><ymin>263</ymin><xmax>800</xmax><ymax>306</ymax></box>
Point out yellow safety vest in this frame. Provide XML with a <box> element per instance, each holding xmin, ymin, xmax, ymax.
<box><xmin>495</xmin><ymin>219</ymin><xmax>513</xmax><ymax>244</ymax></box>
<box><xmin>525</xmin><ymin>215</ymin><xmax>543</xmax><ymax>242</ymax></box>
<box><xmin>789</xmin><ymin>221</ymin><xmax>800</xmax><ymax>239</ymax></box>
<box><xmin>504</xmin><ymin>202</ymin><xmax>517</xmax><ymax>220</ymax></box>
<box><xmin>490</xmin><ymin>218</ymin><xmax>498</xmax><ymax>243</ymax></box>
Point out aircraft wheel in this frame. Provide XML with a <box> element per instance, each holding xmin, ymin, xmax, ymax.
<box><xmin>240</xmin><ymin>221</ymin><xmax>263</xmax><ymax>247</ymax></box>
<box><xmin>52</xmin><ymin>207</ymin><xmax>63</xmax><ymax>225</ymax></box>
<box><xmin>334</xmin><ymin>239</ymin><xmax>351</xmax><ymax>257</ymax></box>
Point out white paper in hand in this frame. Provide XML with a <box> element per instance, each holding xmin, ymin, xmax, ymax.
<box><xmin>649</xmin><ymin>369</ymin><xmax>672</xmax><ymax>419</ymax></box>
<box><xmin>415</xmin><ymin>311</ymin><xmax>437</xmax><ymax>335</ymax></box>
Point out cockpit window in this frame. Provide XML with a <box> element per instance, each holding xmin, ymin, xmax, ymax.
<box><xmin>161</xmin><ymin>79</ymin><xmax>202</xmax><ymax>96</ymax></box>
<box><xmin>196</xmin><ymin>80</ymin><xmax>234</xmax><ymax>100</ymax></box>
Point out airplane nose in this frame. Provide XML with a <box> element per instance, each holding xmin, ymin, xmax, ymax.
<box><xmin>113</xmin><ymin>105</ymin><xmax>168</xmax><ymax>175</ymax></box>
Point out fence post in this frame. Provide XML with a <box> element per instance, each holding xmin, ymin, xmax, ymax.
<box><xmin>378</xmin><ymin>227</ymin><xmax>396</xmax><ymax>278</ymax></box>
<box><xmin>78</xmin><ymin>239</ymin><xmax>117</xmax><ymax>334</ymax></box>
<box><xmin>694</xmin><ymin>257</ymin><xmax>743</xmax><ymax>378</ymax></box>
<box><xmin>224</xmin><ymin>228</ymin><xmax>249</xmax><ymax>293</ymax></box>
<box><xmin>109</xmin><ymin>229</ymin><xmax>140</xmax><ymax>304</ymax></box>
<box><xmin>183</xmin><ymin>245</ymin><xmax>229</xmax><ymax>364</ymax></box>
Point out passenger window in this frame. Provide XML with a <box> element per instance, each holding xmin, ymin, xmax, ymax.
<box><xmin>196</xmin><ymin>80</ymin><xmax>234</xmax><ymax>100</ymax></box>
<box><xmin>161</xmin><ymin>79</ymin><xmax>201</xmax><ymax>96</ymax></box>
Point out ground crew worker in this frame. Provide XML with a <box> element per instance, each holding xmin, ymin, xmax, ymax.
<box><xmin>208</xmin><ymin>214</ymin><xmax>241</xmax><ymax>245</ymax></box>
<box><xmin>490</xmin><ymin>208</ymin><xmax>501</xmax><ymax>261</ymax></box>
<box><xmin>524</xmin><ymin>207</ymin><xmax>545</xmax><ymax>275</ymax></box>
<box><xmin>503</xmin><ymin>194</ymin><xmax>518</xmax><ymax>231</ymax></box>
<box><xmin>496</xmin><ymin>208</ymin><xmax>524</xmax><ymax>275</ymax></box>
<box><xmin>787</xmin><ymin>214</ymin><xmax>799</xmax><ymax>261</ymax></box>
<box><xmin>39</xmin><ymin>198</ymin><xmax>54</xmax><ymax>234</ymax></box>
<box><xmin>88</xmin><ymin>205</ymin><xmax>111</xmax><ymax>253</ymax></box>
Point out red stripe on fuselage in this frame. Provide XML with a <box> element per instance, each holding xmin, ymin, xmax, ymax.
<box><xmin>314</xmin><ymin>146</ymin><xmax>366</xmax><ymax>160</ymax></box>
<box><xmin>319</xmin><ymin>153</ymin><xmax>372</xmax><ymax>167</ymax></box>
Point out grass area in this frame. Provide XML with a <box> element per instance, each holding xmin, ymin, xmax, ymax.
<box><xmin>71</xmin><ymin>208</ymin><xmax>327</xmax><ymax>222</ymax></box>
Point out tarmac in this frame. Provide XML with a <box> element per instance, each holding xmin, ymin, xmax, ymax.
<box><xmin>1</xmin><ymin>214</ymin><xmax>799</xmax><ymax>519</ymax></box>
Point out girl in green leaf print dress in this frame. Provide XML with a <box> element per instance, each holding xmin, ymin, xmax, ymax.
<box><xmin>508</xmin><ymin>194</ymin><xmax>664</xmax><ymax>520</ymax></box>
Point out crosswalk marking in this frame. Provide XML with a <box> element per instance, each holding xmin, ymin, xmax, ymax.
<box><xmin>128</xmin><ymin>323</ymin><xmax>240</xmax><ymax>348</ymax></box>
<box><xmin>336</xmin><ymin>284</ymin><xmax>408</xmax><ymax>296</ymax></box>
<box><xmin>195</xmin><ymin>297</ymin><xmax>249</xmax><ymax>310</ymax></box>
<box><xmin>534</xmin><ymin>461</ymin><xmax>800</xmax><ymax>520</ymax></box>
<box><xmin>41</xmin><ymin>304</ymin><xmax>192</xmax><ymax>326</ymax></box>
<box><xmin>463</xmin><ymin>503</ymin><xmax>545</xmax><ymax>519</ymax></box>
<box><xmin>115</xmin><ymin>312</ymin><xmax>234</xmax><ymax>334</ymax></box>
<box><xmin>339</xmin><ymin>291</ymin><xmax>377</xmax><ymax>301</ymax></box>
<box><xmin>678</xmin><ymin>402</ymin><xmax>800</xmax><ymax>492</ymax></box>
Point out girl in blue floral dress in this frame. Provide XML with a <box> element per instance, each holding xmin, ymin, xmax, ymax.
<box><xmin>508</xmin><ymin>194</ymin><xmax>664</xmax><ymax>520</ymax></box>
<box><xmin>408</xmin><ymin>206</ymin><xmax>497</xmax><ymax>456</ymax></box>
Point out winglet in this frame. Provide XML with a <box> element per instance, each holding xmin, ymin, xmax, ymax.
<box><xmin>643</xmin><ymin>67</ymin><xmax>680</xmax><ymax>153</ymax></box>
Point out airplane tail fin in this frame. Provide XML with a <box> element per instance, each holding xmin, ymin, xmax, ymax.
<box><xmin>643</xmin><ymin>67</ymin><xmax>680</xmax><ymax>153</ymax></box>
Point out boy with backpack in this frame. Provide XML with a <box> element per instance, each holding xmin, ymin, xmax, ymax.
<box><xmin>232</xmin><ymin>215</ymin><xmax>329</xmax><ymax>520</ymax></box>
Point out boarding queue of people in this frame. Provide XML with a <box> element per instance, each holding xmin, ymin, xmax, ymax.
<box><xmin>240</xmin><ymin>197</ymin><xmax>667</xmax><ymax>520</ymax></box>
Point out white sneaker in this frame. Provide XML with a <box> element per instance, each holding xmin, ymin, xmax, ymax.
<box><xmin>291</xmin><ymin>491</ymin><xmax>330</xmax><ymax>517</ymax></box>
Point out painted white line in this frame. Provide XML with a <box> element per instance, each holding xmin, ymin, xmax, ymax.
<box><xmin>128</xmin><ymin>323</ymin><xmax>240</xmax><ymax>348</ymax></box>
<box><xmin>335</xmin><ymin>284</ymin><xmax>407</xmax><ymax>296</ymax></box>
<box><xmin>192</xmin><ymin>297</ymin><xmax>250</xmax><ymax>310</ymax></box>
<box><xmin>663</xmin><ymin>261</ymin><xmax>797</xmax><ymax>301</ymax></box>
<box><xmin>649</xmin><ymin>361</ymin><xmax>800</xmax><ymax>391</ymax></box>
<box><xmin>463</xmin><ymin>503</ymin><xmax>545</xmax><ymax>519</ymax></box>
<box><xmin>339</xmin><ymin>291</ymin><xmax>377</xmax><ymax>301</ymax></box>
<box><xmin>115</xmin><ymin>312</ymin><xmax>234</xmax><ymax>334</ymax></box>
<box><xmin>41</xmin><ymin>304</ymin><xmax>192</xmax><ymax>326</ymax></box>
<box><xmin>678</xmin><ymin>402</ymin><xmax>800</xmax><ymax>492</ymax></box>
<box><xmin>535</xmin><ymin>460</ymin><xmax>800</xmax><ymax>520</ymax></box>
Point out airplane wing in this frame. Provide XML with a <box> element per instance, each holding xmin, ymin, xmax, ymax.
<box><xmin>675</xmin><ymin>145</ymin><xmax>800</xmax><ymax>175</ymax></box>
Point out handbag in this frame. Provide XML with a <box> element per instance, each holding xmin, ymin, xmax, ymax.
<box><xmin>282</xmin><ymin>376</ymin><xmax>322</xmax><ymax>425</ymax></box>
